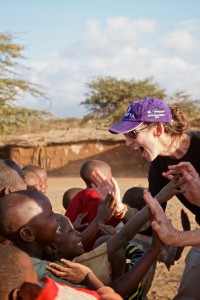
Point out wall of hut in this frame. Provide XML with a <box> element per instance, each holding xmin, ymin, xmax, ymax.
<box><xmin>5</xmin><ymin>140</ymin><xmax>149</xmax><ymax>177</ymax></box>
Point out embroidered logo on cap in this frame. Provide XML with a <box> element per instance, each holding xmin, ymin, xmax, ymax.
<box><xmin>147</xmin><ymin>109</ymin><xmax>166</xmax><ymax>118</ymax></box>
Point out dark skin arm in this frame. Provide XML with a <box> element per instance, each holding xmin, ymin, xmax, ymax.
<box><xmin>109</xmin><ymin>230</ymin><xmax>163</xmax><ymax>296</ymax></box>
<box><xmin>91</xmin><ymin>174</ymin><xmax>185</xmax><ymax>258</ymax></box>
<box><xmin>80</xmin><ymin>193</ymin><xmax>115</xmax><ymax>246</ymax></box>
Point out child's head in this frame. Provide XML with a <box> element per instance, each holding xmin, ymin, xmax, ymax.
<box><xmin>23</xmin><ymin>170</ymin><xmax>40</xmax><ymax>191</ymax></box>
<box><xmin>22</xmin><ymin>165</ymin><xmax>48</xmax><ymax>194</ymax></box>
<box><xmin>0</xmin><ymin>244</ymin><xmax>38</xmax><ymax>300</ymax></box>
<box><xmin>43</xmin><ymin>214</ymin><xmax>84</xmax><ymax>261</ymax></box>
<box><xmin>122</xmin><ymin>187</ymin><xmax>145</xmax><ymax>211</ymax></box>
<box><xmin>0</xmin><ymin>190</ymin><xmax>60</xmax><ymax>252</ymax></box>
<box><xmin>80</xmin><ymin>160</ymin><xmax>112</xmax><ymax>188</ymax></box>
<box><xmin>0</xmin><ymin>159</ymin><xmax>26</xmax><ymax>196</ymax></box>
<box><xmin>62</xmin><ymin>187</ymin><xmax>83</xmax><ymax>210</ymax></box>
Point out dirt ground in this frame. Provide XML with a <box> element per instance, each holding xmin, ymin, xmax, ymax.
<box><xmin>47</xmin><ymin>176</ymin><xmax>198</xmax><ymax>300</ymax></box>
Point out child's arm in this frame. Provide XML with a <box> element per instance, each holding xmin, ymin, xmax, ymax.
<box><xmin>46</xmin><ymin>259</ymin><xmax>123</xmax><ymax>299</ymax></box>
<box><xmin>94</xmin><ymin>176</ymin><xmax>184</xmax><ymax>257</ymax></box>
<box><xmin>162</xmin><ymin>162</ymin><xmax>200</xmax><ymax>206</ymax></box>
<box><xmin>80</xmin><ymin>193</ymin><xmax>115</xmax><ymax>246</ymax></box>
<box><xmin>109</xmin><ymin>230</ymin><xmax>163</xmax><ymax>297</ymax></box>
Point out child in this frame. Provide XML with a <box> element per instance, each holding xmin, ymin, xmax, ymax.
<box><xmin>0</xmin><ymin>158</ymin><xmax>27</xmax><ymax>196</ymax></box>
<box><xmin>62</xmin><ymin>187</ymin><xmax>89</xmax><ymax>230</ymax></box>
<box><xmin>22</xmin><ymin>164</ymin><xmax>48</xmax><ymax>194</ymax></box>
<box><xmin>0</xmin><ymin>158</ymin><xmax>27</xmax><ymax>244</ymax></box>
<box><xmin>62</xmin><ymin>187</ymin><xmax>83</xmax><ymax>210</ymax></box>
<box><xmin>0</xmin><ymin>244</ymin><xmax>122</xmax><ymax>300</ymax></box>
<box><xmin>0</xmin><ymin>189</ymin><xmax>162</xmax><ymax>299</ymax></box>
<box><xmin>43</xmin><ymin>213</ymin><xmax>144</xmax><ymax>299</ymax></box>
<box><xmin>23</xmin><ymin>169</ymin><xmax>41</xmax><ymax>191</ymax></box>
<box><xmin>65</xmin><ymin>160</ymin><xmax>126</xmax><ymax>251</ymax></box>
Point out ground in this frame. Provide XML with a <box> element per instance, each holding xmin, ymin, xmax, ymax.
<box><xmin>47</xmin><ymin>176</ymin><xmax>198</xmax><ymax>300</ymax></box>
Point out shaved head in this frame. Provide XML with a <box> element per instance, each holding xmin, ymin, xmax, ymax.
<box><xmin>80</xmin><ymin>160</ymin><xmax>112</xmax><ymax>187</ymax></box>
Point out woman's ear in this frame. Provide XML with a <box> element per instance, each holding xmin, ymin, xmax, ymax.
<box><xmin>20</xmin><ymin>227</ymin><xmax>35</xmax><ymax>242</ymax></box>
<box><xmin>154</xmin><ymin>123</ymin><xmax>164</xmax><ymax>137</ymax></box>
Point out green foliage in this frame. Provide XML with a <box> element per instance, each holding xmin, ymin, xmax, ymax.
<box><xmin>81</xmin><ymin>76</ymin><xmax>200</xmax><ymax>125</ymax></box>
<box><xmin>0</xmin><ymin>32</ymin><xmax>46</xmax><ymax>106</ymax></box>
<box><xmin>167</xmin><ymin>91</ymin><xmax>200</xmax><ymax>120</ymax></box>
<box><xmin>0</xmin><ymin>106</ymin><xmax>51</xmax><ymax>134</ymax></box>
<box><xmin>81</xmin><ymin>76</ymin><xmax>166</xmax><ymax>124</ymax></box>
<box><xmin>0</xmin><ymin>32</ymin><xmax>49</xmax><ymax>133</ymax></box>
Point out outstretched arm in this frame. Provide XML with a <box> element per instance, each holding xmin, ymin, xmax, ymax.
<box><xmin>143</xmin><ymin>189</ymin><xmax>200</xmax><ymax>247</ymax></box>
<box><xmin>162</xmin><ymin>162</ymin><xmax>200</xmax><ymax>206</ymax></box>
<box><xmin>81</xmin><ymin>192</ymin><xmax>115</xmax><ymax>246</ymax></box>
<box><xmin>109</xmin><ymin>230</ymin><xmax>163</xmax><ymax>297</ymax></box>
<box><xmin>100</xmin><ymin>176</ymin><xmax>185</xmax><ymax>257</ymax></box>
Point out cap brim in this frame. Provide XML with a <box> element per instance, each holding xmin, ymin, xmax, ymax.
<box><xmin>109</xmin><ymin>120</ymin><xmax>142</xmax><ymax>134</ymax></box>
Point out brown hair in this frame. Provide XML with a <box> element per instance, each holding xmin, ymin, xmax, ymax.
<box><xmin>162</xmin><ymin>105</ymin><xmax>189</xmax><ymax>136</ymax></box>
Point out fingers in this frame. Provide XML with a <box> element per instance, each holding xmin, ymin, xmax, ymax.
<box><xmin>76</xmin><ymin>212</ymin><xmax>88</xmax><ymax>221</ymax></box>
<box><xmin>143</xmin><ymin>190</ymin><xmax>157</xmax><ymax>214</ymax></box>
<box><xmin>162</xmin><ymin>172</ymin><xmax>174</xmax><ymax>180</ymax></box>
<box><xmin>180</xmin><ymin>209</ymin><xmax>191</xmax><ymax>231</ymax></box>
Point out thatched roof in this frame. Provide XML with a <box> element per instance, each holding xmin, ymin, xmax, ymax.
<box><xmin>0</xmin><ymin>128</ymin><xmax>125</xmax><ymax>147</ymax></box>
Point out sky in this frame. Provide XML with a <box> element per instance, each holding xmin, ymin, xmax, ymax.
<box><xmin>1</xmin><ymin>0</ymin><xmax>200</xmax><ymax>118</ymax></box>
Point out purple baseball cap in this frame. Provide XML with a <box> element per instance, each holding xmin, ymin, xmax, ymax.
<box><xmin>109</xmin><ymin>97</ymin><xmax>172</xmax><ymax>134</ymax></box>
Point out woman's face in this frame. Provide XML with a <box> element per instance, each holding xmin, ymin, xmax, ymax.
<box><xmin>124</xmin><ymin>123</ymin><xmax>163</xmax><ymax>162</ymax></box>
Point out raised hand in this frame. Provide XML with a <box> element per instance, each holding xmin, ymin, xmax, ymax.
<box><xmin>95</xmin><ymin>192</ymin><xmax>116</xmax><ymax>224</ymax></box>
<box><xmin>157</xmin><ymin>173</ymin><xmax>187</xmax><ymax>203</ymax></box>
<box><xmin>73</xmin><ymin>213</ymin><xmax>89</xmax><ymax>230</ymax></box>
<box><xmin>91</xmin><ymin>170</ymin><xmax>124</xmax><ymax>212</ymax></box>
<box><xmin>163</xmin><ymin>162</ymin><xmax>200</xmax><ymax>206</ymax></box>
<box><xmin>143</xmin><ymin>190</ymin><xmax>181</xmax><ymax>246</ymax></box>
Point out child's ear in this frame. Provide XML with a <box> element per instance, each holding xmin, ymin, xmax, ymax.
<box><xmin>45</xmin><ymin>243</ymin><xmax>58</xmax><ymax>255</ymax></box>
<box><xmin>11</xmin><ymin>282</ymin><xmax>42</xmax><ymax>300</ymax></box>
<box><xmin>9</xmin><ymin>288</ymin><xmax>19</xmax><ymax>300</ymax></box>
<box><xmin>20</xmin><ymin>227</ymin><xmax>35</xmax><ymax>242</ymax></box>
<box><xmin>0</xmin><ymin>187</ymin><xmax>11</xmax><ymax>196</ymax></box>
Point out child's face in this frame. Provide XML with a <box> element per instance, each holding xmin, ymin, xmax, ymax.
<box><xmin>56</xmin><ymin>215</ymin><xmax>84</xmax><ymax>259</ymax></box>
<box><xmin>25</xmin><ymin>173</ymin><xmax>40</xmax><ymax>192</ymax></box>
<box><xmin>30</xmin><ymin>197</ymin><xmax>60</xmax><ymax>245</ymax></box>
<box><xmin>35</xmin><ymin>169</ymin><xmax>48</xmax><ymax>194</ymax></box>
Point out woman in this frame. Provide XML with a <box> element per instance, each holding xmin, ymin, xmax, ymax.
<box><xmin>109</xmin><ymin>96</ymin><xmax>200</xmax><ymax>299</ymax></box>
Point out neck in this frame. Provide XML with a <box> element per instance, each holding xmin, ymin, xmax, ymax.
<box><xmin>161</xmin><ymin>133</ymin><xmax>190</xmax><ymax>159</ymax></box>
<box><xmin>15</xmin><ymin>242</ymin><xmax>44</xmax><ymax>259</ymax></box>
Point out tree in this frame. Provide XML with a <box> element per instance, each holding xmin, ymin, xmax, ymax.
<box><xmin>0</xmin><ymin>32</ymin><xmax>50</xmax><ymax>133</ymax></box>
<box><xmin>81</xmin><ymin>76</ymin><xmax>166</xmax><ymax>124</ymax></box>
<box><xmin>81</xmin><ymin>76</ymin><xmax>200</xmax><ymax>125</ymax></box>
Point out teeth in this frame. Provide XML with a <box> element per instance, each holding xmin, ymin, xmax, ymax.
<box><xmin>77</xmin><ymin>241</ymin><xmax>83</xmax><ymax>246</ymax></box>
<box><xmin>56</xmin><ymin>226</ymin><xmax>61</xmax><ymax>235</ymax></box>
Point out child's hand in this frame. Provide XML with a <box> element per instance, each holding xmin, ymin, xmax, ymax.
<box><xmin>99</xmin><ymin>224</ymin><xmax>117</xmax><ymax>236</ymax></box>
<box><xmin>151</xmin><ymin>228</ymin><xmax>163</xmax><ymax>252</ymax></box>
<box><xmin>73</xmin><ymin>213</ymin><xmax>89</xmax><ymax>230</ymax></box>
<box><xmin>163</xmin><ymin>162</ymin><xmax>200</xmax><ymax>206</ymax></box>
<box><xmin>46</xmin><ymin>259</ymin><xmax>92</xmax><ymax>284</ymax></box>
<box><xmin>157</xmin><ymin>174</ymin><xmax>187</xmax><ymax>203</ymax></box>
<box><xmin>181</xmin><ymin>209</ymin><xmax>191</xmax><ymax>231</ymax></box>
<box><xmin>96</xmin><ymin>192</ymin><xmax>116</xmax><ymax>224</ymax></box>
<box><xmin>91</xmin><ymin>170</ymin><xmax>124</xmax><ymax>212</ymax></box>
